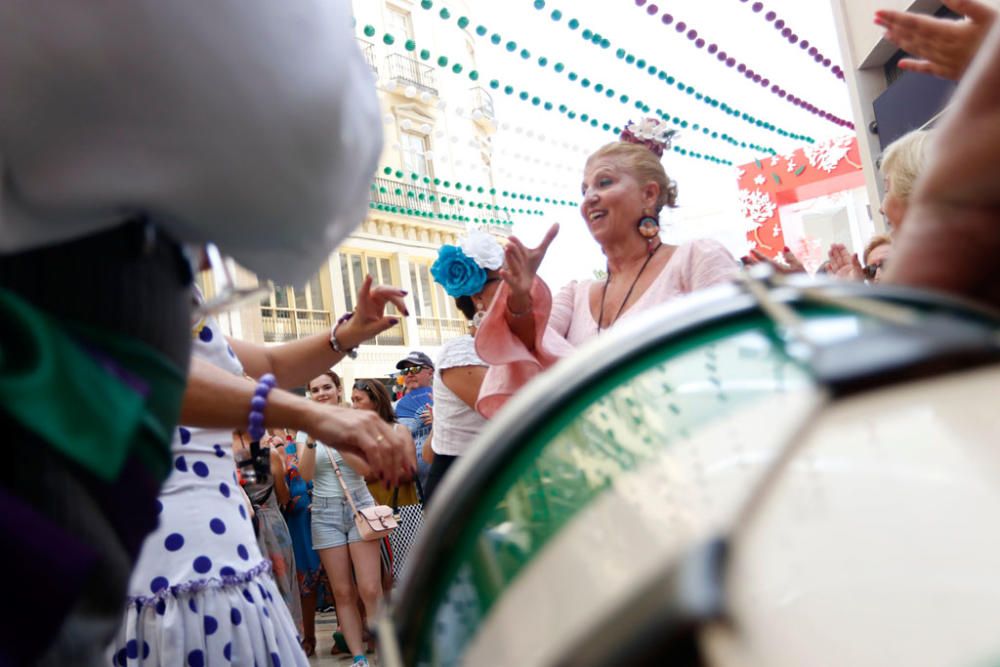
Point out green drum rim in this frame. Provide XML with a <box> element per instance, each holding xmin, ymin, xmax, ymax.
<box><xmin>390</xmin><ymin>281</ymin><xmax>1000</xmax><ymax>664</ymax></box>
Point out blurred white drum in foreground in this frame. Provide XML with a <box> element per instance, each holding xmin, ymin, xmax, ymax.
<box><xmin>383</xmin><ymin>277</ymin><xmax>1000</xmax><ymax>667</ymax></box>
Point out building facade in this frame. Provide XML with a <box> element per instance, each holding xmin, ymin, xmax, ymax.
<box><xmin>200</xmin><ymin>0</ymin><xmax>509</xmax><ymax>389</ymax></box>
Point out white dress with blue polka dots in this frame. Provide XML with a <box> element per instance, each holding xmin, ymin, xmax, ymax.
<box><xmin>106</xmin><ymin>315</ymin><xmax>308</xmax><ymax>667</ymax></box>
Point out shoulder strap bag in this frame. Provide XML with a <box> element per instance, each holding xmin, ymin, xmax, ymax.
<box><xmin>324</xmin><ymin>444</ymin><xmax>398</xmax><ymax>541</ymax></box>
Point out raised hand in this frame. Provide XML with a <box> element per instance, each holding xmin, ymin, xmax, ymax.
<box><xmin>827</xmin><ymin>243</ymin><xmax>865</xmax><ymax>281</ymax></box>
<box><xmin>875</xmin><ymin>0</ymin><xmax>997</xmax><ymax>80</ymax></box>
<box><xmin>885</xmin><ymin>22</ymin><xmax>1000</xmax><ymax>306</ymax></box>
<box><xmin>338</xmin><ymin>274</ymin><xmax>409</xmax><ymax>348</ymax></box>
<box><xmin>744</xmin><ymin>247</ymin><xmax>806</xmax><ymax>274</ymax></box>
<box><xmin>499</xmin><ymin>223</ymin><xmax>559</xmax><ymax>300</ymax></box>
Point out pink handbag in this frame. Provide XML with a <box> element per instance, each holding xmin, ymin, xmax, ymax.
<box><xmin>325</xmin><ymin>446</ymin><xmax>398</xmax><ymax>541</ymax></box>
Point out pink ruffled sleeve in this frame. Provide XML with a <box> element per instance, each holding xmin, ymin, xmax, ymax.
<box><xmin>474</xmin><ymin>278</ymin><xmax>578</xmax><ymax>418</ymax></box>
<box><xmin>682</xmin><ymin>239</ymin><xmax>739</xmax><ymax>291</ymax></box>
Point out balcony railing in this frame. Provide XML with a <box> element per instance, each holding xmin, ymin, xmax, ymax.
<box><xmin>470</xmin><ymin>86</ymin><xmax>496</xmax><ymax>122</ymax></box>
<box><xmin>261</xmin><ymin>310</ymin><xmax>331</xmax><ymax>343</ymax></box>
<box><xmin>370</xmin><ymin>176</ymin><xmax>462</xmax><ymax>217</ymax></box>
<box><xmin>369</xmin><ymin>176</ymin><xmax>513</xmax><ymax>227</ymax></box>
<box><xmin>416</xmin><ymin>317</ymin><xmax>468</xmax><ymax>346</ymax></box>
<box><xmin>356</xmin><ymin>38</ymin><xmax>378</xmax><ymax>77</ymax></box>
<box><xmin>385</xmin><ymin>53</ymin><xmax>438</xmax><ymax>96</ymax></box>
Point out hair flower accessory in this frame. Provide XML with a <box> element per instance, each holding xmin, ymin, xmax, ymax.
<box><xmin>431</xmin><ymin>246</ymin><xmax>487</xmax><ymax>298</ymax></box>
<box><xmin>459</xmin><ymin>229</ymin><xmax>504</xmax><ymax>271</ymax></box>
<box><xmin>431</xmin><ymin>230</ymin><xmax>504</xmax><ymax>298</ymax></box>
<box><xmin>620</xmin><ymin>118</ymin><xmax>677</xmax><ymax>157</ymax></box>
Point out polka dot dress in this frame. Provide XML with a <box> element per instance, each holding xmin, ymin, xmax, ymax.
<box><xmin>107</xmin><ymin>310</ymin><xmax>308</xmax><ymax>666</ymax></box>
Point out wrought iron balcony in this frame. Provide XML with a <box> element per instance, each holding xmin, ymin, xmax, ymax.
<box><xmin>385</xmin><ymin>53</ymin><xmax>438</xmax><ymax>97</ymax></box>
<box><xmin>369</xmin><ymin>176</ymin><xmax>512</xmax><ymax>227</ymax></box>
<box><xmin>356</xmin><ymin>38</ymin><xmax>378</xmax><ymax>77</ymax></box>
<box><xmin>469</xmin><ymin>86</ymin><xmax>496</xmax><ymax>122</ymax></box>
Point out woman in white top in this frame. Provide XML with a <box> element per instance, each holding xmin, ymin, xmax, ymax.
<box><xmin>423</xmin><ymin>231</ymin><xmax>503</xmax><ymax>502</ymax></box>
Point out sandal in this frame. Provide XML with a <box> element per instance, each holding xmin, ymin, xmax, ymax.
<box><xmin>331</xmin><ymin>630</ymin><xmax>349</xmax><ymax>656</ymax></box>
<box><xmin>300</xmin><ymin>637</ymin><xmax>316</xmax><ymax>658</ymax></box>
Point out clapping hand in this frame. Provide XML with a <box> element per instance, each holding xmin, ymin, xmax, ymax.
<box><xmin>827</xmin><ymin>243</ymin><xmax>865</xmax><ymax>281</ymax></box>
<box><xmin>337</xmin><ymin>275</ymin><xmax>409</xmax><ymax>349</ymax></box>
<box><xmin>743</xmin><ymin>247</ymin><xmax>806</xmax><ymax>274</ymax></box>
<box><xmin>885</xmin><ymin>22</ymin><xmax>1000</xmax><ymax>306</ymax></box>
<box><xmin>499</xmin><ymin>223</ymin><xmax>560</xmax><ymax>301</ymax></box>
<box><xmin>875</xmin><ymin>0</ymin><xmax>997</xmax><ymax>80</ymax></box>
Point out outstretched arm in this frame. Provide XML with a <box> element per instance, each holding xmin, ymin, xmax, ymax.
<box><xmin>875</xmin><ymin>0</ymin><xmax>997</xmax><ymax>80</ymax></box>
<box><xmin>181</xmin><ymin>356</ymin><xmax>413</xmax><ymax>486</ymax></box>
<box><xmin>231</xmin><ymin>275</ymin><xmax>408</xmax><ymax>388</ymax></box>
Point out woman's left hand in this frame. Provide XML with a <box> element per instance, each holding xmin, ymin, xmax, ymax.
<box><xmin>337</xmin><ymin>275</ymin><xmax>409</xmax><ymax>349</ymax></box>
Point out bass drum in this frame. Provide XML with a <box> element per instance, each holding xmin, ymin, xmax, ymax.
<box><xmin>384</xmin><ymin>279</ymin><xmax>1000</xmax><ymax>667</ymax></box>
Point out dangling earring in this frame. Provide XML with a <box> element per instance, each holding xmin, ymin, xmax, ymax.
<box><xmin>472</xmin><ymin>307</ymin><xmax>486</xmax><ymax>329</ymax></box>
<box><xmin>637</xmin><ymin>208</ymin><xmax>660</xmax><ymax>253</ymax></box>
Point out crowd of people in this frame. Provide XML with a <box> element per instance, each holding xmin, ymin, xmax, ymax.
<box><xmin>3</xmin><ymin>0</ymin><xmax>1000</xmax><ymax>664</ymax></box>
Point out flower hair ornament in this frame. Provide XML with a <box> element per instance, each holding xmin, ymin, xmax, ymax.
<box><xmin>620</xmin><ymin>117</ymin><xmax>677</xmax><ymax>158</ymax></box>
<box><xmin>430</xmin><ymin>229</ymin><xmax>504</xmax><ymax>298</ymax></box>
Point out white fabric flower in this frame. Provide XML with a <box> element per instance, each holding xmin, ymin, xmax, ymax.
<box><xmin>627</xmin><ymin>117</ymin><xmax>672</xmax><ymax>142</ymax></box>
<box><xmin>459</xmin><ymin>229</ymin><xmax>504</xmax><ymax>270</ymax></box>
<box><xmin>753</xmin><ymin>174</ymin><xmax>766</xmax><ymax>185</ymax></box>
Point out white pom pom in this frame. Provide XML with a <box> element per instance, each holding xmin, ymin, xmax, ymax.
<box><xmin>420</xmin><ymin>123</ymin><xmax>432</xmax><ymax>134</ymax></box>
<box><xmin>385</xmin><ymin>80</ymin><xmax>398</xmax><ymax>92</ymax></box>
<box><xmin>400</xmin><ymin>118</ymin><xmax>413</xmax><ymax>130</ymax></box>
<box><xmin>404</xmin><ymin>85</ymin><xmax>418</xmax><ymax>98</ymax></box>
<box><xmin>471</xmin><ymin>110</ymin><xmax>483</xmax><ymax>120</ymax></box>
<box><xmin>419</xmin><ymin>91</ymin><xmax>433</xmax><ymax>103</ymax></box>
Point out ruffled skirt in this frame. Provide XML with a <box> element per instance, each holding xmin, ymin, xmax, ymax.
<box><xmin>107</xmin><ymin>561</ymin><xmax>308</xmax><ymax>666</ymax></box>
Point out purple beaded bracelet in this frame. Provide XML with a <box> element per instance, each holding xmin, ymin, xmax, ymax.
<box><xmin>248</xmin><ymin>373</ymin><xmax>277</xmax><ymax>441</ymax></box>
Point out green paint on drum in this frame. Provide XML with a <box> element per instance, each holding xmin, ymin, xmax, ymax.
<box><xmin>414</xmin><ymin>310</ymin><xmax>843</xmax><ymax>663</ymax></box>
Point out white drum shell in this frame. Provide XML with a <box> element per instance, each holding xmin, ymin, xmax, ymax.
<box><xmin>705</xmin><ymin>362</ymin><xmax>1000</xmax><ymax>667</ymax></box>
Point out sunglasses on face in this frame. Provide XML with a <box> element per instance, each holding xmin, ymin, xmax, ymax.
<box><xmin>353</xmin><ymin>380</ymin><xmax>372</xmax><ymax>393</ymax></box>
<box><xmin>863</xmin><ymin>261</ymin><xmax>885</xmax><ymax>280</ymax></box>
<box><xmin>402</xmin><ymin>366</ymin><xmax>427</xmax><ymax>376</ymax></box>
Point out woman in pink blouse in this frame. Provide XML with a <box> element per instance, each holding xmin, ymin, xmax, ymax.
<box><xmin>475</xmin><ymin>121</ymin><xmax>738</xmax><ymax>417</ymax></box>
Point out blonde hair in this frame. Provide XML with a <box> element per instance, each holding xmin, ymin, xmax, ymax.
<box><xmin>880</xmin><ymin>130</ymin><xmax>931</xmax><ymax>201</ymax></box>
<box><xmin>863</xmin><ymin>234</ymin><xmax>892</xmax><ymax>266</ymax></box>
<box><xmin>586</xmin><ymin>142</ymin><xmax>678</xmax><ymax>213</ymax></box>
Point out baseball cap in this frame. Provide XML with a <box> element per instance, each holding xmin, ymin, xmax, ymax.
<box><xmin>395</xmin><ymin>350</ymin><xmax>434</xmax><ymax>370</ymax></box>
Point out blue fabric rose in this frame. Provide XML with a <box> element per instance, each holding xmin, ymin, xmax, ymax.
<box><xmin>431</xmin><ymin>245</ymin><xmax>487</xmax><ymax>298</ymax></box>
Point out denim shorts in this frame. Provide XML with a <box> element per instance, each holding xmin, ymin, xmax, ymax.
<box><xmin>311</xmin><ymin>489</ymin><xmax>375</xmax><ymax>549</ymax></box>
